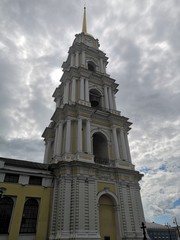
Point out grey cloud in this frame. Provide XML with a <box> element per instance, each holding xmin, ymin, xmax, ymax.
<box><xmin>0</xmin><ymin>136</ymin><xmax>44</xmax><ymax>162</ymax></box>
<box><xmin>0</xmin><ymin>0</ymin><xmax>179</xmax><ymax>225</ymax></box>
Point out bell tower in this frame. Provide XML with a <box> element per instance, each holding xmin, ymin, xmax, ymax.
<box><xmin>42</xmin><ymin>7</ymin><xmax>146</xmax><ymax>240</ymax></box>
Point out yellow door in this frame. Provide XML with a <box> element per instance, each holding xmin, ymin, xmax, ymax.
<box><xmin>99</xmin><ymin>195</ymin><xmax>116</xmax><ymax>240</ymax></box>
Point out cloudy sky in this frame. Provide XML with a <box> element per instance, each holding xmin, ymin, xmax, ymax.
<box><xmin>0</xmin><ymin>0</ymin><xmax>179</xmax><ymax>227</ymax></box>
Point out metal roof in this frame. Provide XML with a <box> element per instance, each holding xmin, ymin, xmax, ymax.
<box><xmin>0</xmin><ymin>157</ymin><xmax>50</xmax><ymax>171</ymax></box>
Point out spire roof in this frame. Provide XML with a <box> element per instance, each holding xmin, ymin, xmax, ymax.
<box><xmin>82</xmin><ymin>6</ymin><xmax>87</xmax><ymax>34</ymax></box>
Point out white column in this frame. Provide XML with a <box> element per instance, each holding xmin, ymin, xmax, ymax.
<box><xmin>71</xmin><ymin>78</ymin><xmax>76</xmax><ymax>102</ymax></box>
<box><xmin>86</xmin><ymin>119</ymin><xmax>91</xmax><ymax>153</ymax></box>
<box><xmin>54</xmin><ymin>122</ymin><xmax>63</xmax><ymax>157</ymax></box>
<box><xmin>80</xmin><ymin>77</ymin><xmax>85</xmax><ymax>100</ymax></box>
<box><xmin>56</xmin><ymin>97</ymin><xmax>61</xmax><ymax>108</ymax></box>
<box><xmin>44</xmin><ymin>139</ymin><xmax>52</xmax><ymax>163</ymax></box>
<box><xmin>112</xmin><ymin>127</ymin><xmax>120</xmax><ymax>160</ymax></box>
<box><xmin>75</xmin><ymin>51</ymin><xmax>79</xmax><ymax>67</ymax></box>
<box><xmin>108</xmin><ymin>87</ymin><xmax>114</xmax><ymax>109</ymax></box>
<box><xmin>104</xmin><ymin>62</ymin><xmax>106</xmax><ymax>73</ymax></box>
<box><xmin>117</xmin><ymin>131</ymin><xmax>123</xmax><ymax>160</ymax></box>
<box><xmin>65</xmin><ymin>119</ymin><xmax>71</xmax><ymax>153</ymax></box>
<box><xmin>81</xmin><ymin>51</ymin><xmax>85</xmax><ymax>65</ymax></box>
<box><xmin>53</xmin><ymin>126</ymin><xmax>58</xmax><ymax>157</ymax></box>
<box><xmin>77</xmin><ymin>118</ymin><xmax>82</xmax><ymax>152</ymax></box>
<box><xmin>100</xmin><ymin>58</ymin><xmax>104</xmax><ymax>73</ymax></box>
<box><xmin>124</xmin><ymin>132</ymin><xmax>132</xmax><ymax>162</ymax></box>
<box><xmin>104</xmin><ymin>86</ymin><xmax>109</xmax><ymax>109</ymax></box>
<box><xmin>120</xmin><ymin>129</ymin><xmax>128</xmax><ymax>161</ymax></box>
<box><xmin>63</xmin><ymin>81</ymin><xmax>69</xmax><ymax>104</ymax></box>
<box><xmin>85</xmin><ymin>79</ymin><xmax>89</xmax><ymax>102</ymax></box>
<box><xmin>113</xmin><ymin>95</ymin><xmax>117</xmax><ymax>110</ymax></box>
<box><xmin>70</xmin><ymin>53</ymin><xmax>74</xmax><ymax>66</ymax></box>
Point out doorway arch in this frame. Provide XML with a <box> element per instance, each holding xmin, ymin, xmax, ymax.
<box><xmin>99</xmin><ymin>194</ymin><xmax>117</xmax><ymax>240</ymax></box>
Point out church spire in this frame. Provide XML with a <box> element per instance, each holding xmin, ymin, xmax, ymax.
<box><xmin>82</xmin><ymin>5</ymin><xmax>87</xmax><ymax>34</ymax></box>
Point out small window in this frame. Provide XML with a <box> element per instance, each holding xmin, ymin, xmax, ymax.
<box><xmin>29</xmin><ymin>176</ymin><xmax>42</xmax><ymax>186</ymax></box>
<box><xmin>20</xmin><ymin>198</ymin><xmax>39</xmax><ymax>233</ymax></box>
<box><xmin>88</xmin><ymin>61</ymin><xmax>96</xmax><ymax>72</ymax></box>
<box><xmin>4</xmin><ymin>173</ymin><xmax>19</xmax><ymax>183</ymax></box>
<box><xmin>0</xmin><ymin>197</ymin><xmax>14</xmax><ymax>234</ymax></box>
<box><xmin>104</xmin><ymin>237</ymin><xmax>110</xmax><ymax>240</ymax></box>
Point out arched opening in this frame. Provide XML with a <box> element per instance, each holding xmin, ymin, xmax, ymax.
<box><xmin>90</xmin><ymin>89</ymin><xmax>101</xmax><ymax>108</ymax></box>
<box><xmin>99</xmin><ymin>195</ymin><xmax>116</xmax><ymax>240</ymax></box>
<box><xmin>93</xmin><ymin>132</ymin><xmax>109</xmax><ymax>165</ymax></box>
<box><xmin>20</xmin><ymin>198</ymin><xmax>39</xmax><ymax>233</ymax></box>
<box><xmin>88</xmin><ymin>61</ymin><xmax>96</xmax><ymax>72</ymax></box>
<box><xmin>0</xmin><ymin>197</ymin><xmax>14</xmax><ymax>234</ymax></box>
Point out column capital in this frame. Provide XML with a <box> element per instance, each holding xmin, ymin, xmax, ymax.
<box><xmin>56</xmin><ymin>121</ymin><xmax>64</xmax><ymax>128</ymax></box>
<box><xmin>45</xmin><ymin>137</ymin><xmax>54</xmax><ymax>145</ymax></box>
<box><xmin>65</xmin><ymin>79</ymin><xmax>70</xmax><ymax>83</ymax></box>
<box><xmin>112</xmin><ymin>125</ymin><xmax>118</xmax><ymax>130</ymax></box>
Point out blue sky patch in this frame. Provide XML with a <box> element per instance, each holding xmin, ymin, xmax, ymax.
<box><xmin>139</xmin><ymin>166</ymin><xmax>151</xmax><ymax>173</ymax></box>
<box><xmin>159</xmin><ymin>164</ymin><xmax>167</xmax><ymax>171</ymax></box>
<box><xmin>173</xmin><ymin>199</ymin><xmax>180</xmax><ymax>208</ymax></box>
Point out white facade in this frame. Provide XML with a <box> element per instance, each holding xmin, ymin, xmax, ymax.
<box><xmin>42</xmin><ymin>13</ymin><xmax>146</xmax><ymax>240</ymax></box>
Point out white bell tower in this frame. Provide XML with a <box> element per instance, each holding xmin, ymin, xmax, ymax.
<box><xmin>42</xmin><ymin>7</ymin><xmax>146</xmax><ymax>240</ymax></box>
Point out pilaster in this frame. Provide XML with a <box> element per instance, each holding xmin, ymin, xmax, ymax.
<box><xmin>77</xmin><ymin>118</ymin><xmax>83</xmax><ymax>152</ymax></box>
<box><xmin>54</xmin><ymin>122</ymin><xmax>63</xmax><ymax>160</ymax></box>
<box><xmin>104</xmin><ymin>86</ymin><xmax>109</xmax><ymax>109</ymax></box>
<box><xmin>86</xmin><ymin>119</ymin><xmax>91</xmax><ymax>153</ymax></box>
<box><xmin>44</xmin><ymin>138</ymin><xmax>53</xmax><ymax>163</ymax></box>
<box><xmin>65</xmin><ymin>119</ymin><xmax>71</xmax><ymax>153</ymax></box>
<box><xmin>63</xmin><ymin>80</ymin><xmax>70</xmax><ymax>104</ymax></box>
<box><xmin>124</xmin><ymin>132</ymin><xmax>132</xmax><ymax>163</ymax></box>
<box><xmin>112</xmin><ymin>126</ymin><xmax>120</xmax><ymax>161</ymax></box>
<box><xmin>120</xmin><ymin>129</ymin><xmax>128</xmax><ymax>161</ymax></box>
<box><xmin>71</xmin><ymin>77</ymin><xmax>77</xmax><ymax>102</ymax></box>
<box><xmin>80</xmin><ymin>77</ymin><xmax>85</xmax><ymax>100</ymax></box>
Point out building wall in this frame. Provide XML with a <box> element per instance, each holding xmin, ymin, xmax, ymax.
<box><xmin>48</xmin><ymin>162</ymin><xmax>145</xmax><ymax>240</ymax></box>
<box><xmin>0</xmin><ymin>182</ymin><xmax>52</xmax><ymax>240</ymax></box>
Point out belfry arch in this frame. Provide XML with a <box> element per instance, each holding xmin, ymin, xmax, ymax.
<box><xmin>89</xmin><ymin>89</ymin><xmax>102</xmax><ymax>108</ymax></box>
<box><xmin>88</xmin><ymin>61</ymin><xmax>96</xmax><ymax>72</ymax></box>
<box><xmin>93</xmin><ymin>132</ymin><xmax>109</xmax><ymax>165</ymax></box>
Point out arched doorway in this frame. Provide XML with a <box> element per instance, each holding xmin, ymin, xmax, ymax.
<box><xmin>99</xmin><ymin>194</ymin><xmax>116</xmax><ymax>240</ymax></box>
<box><xmin>93</xmin><ymin>132</ymin><xmax>109</xmax><ymax>165</ymax></box>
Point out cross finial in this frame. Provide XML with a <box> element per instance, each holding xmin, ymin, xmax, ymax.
<box><xmin>141</xmin><ymin>222</ymin><xmax>148</xmax><ymax>240</ymax></box>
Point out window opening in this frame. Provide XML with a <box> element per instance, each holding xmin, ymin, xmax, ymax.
<box><xmin>88</xmin><ymin>61</ymin><xmax>96</xmax><ymax>72</ymax></box>
<box><xmin>20</xmin><ymin>198</ymin><xmax>39</xmax><ymax>233</ymax></box>
<box><xmin>0</xmin><ymin>197</ymin><xmax>14</xmax><ymax>234</ymax></box>
<box><xmin>4</xmin><ymin>173</ymin><xmax>19</xmax><ymax>183</ymax></box>
<box><xmin>29</xmin><ymin>176</ymin><xmax>42</xmax><ymax>186</ymax></box>
<box><xmin>104</xmin><ymin>237</ymin><xmax>110</xmax><ymax>240</ymax></box>
<box><xmin>93</xmin><ymin>132</ymin><xmax>109</xmax><ymax>165</ymax></box>
<box><xmin>89</xmin><ymin>89</ymin><xmax>101</xmax><ymax>108</ymax></box>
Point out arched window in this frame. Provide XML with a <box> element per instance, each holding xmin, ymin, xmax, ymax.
<box><xmin>93</xmin><ymin>132</ymin><xmax>109</xmax><ymax>165</ymax></box>
<box><xmin>0</xmin><ymin>197</ymin><xmax>14</xmax><ymax>234</ymax></box>
<box><xmin>20</xmin><ymin>198</ymin><xmax>39</xmax><ymax>233</ymax></box>
<box><xmin>89</xmin><ymin>89</ymin><xmax>101</xmax><ymax>108</ymax></box>
<box><xmin>88</xmin><ymin>61</ymin><xmax>96</xmax><ymax>72</ymax></box>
